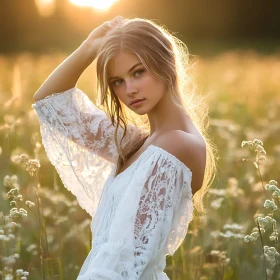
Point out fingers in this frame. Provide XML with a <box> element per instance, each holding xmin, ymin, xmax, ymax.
<box><xmin>108</xmin><ymin>16</ymin><xmax>123</xmax><ymax>28</ymax></box>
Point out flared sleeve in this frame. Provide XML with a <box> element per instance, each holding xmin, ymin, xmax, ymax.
<box><xmin>77</xmin><ymin>147</ymin><xmax>194</xmax><ymax>279</ymax></box>
<box><xmin>31</xmin><ymin>87</ymin><xmax>144</xmax><ymax>217</ymax></box>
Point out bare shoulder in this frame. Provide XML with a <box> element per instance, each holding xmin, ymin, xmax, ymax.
<box><xmin>155</xmin><ymin>130</ymin><xmax>206</xmax><ymax>194</ymax></box>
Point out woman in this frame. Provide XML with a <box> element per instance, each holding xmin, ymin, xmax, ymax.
<box><xmin>32</xmin><ymin>16</ymin><xmax>216</xmax><ymax>280</ymax></box>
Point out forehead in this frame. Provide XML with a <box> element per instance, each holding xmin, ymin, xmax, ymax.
<box><xmin>107</xmin><ymin>51</ymin><xmax>142</xmax><ymax>77</ymax></box>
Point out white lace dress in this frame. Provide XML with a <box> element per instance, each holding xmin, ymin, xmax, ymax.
<box><xmin>32</xmin><ymin>87</ymin><xmax>194</xmax><ymax>280</ymax></box>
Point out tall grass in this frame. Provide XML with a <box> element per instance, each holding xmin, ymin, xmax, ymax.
<box><xmin>0</xmin><ymin>49</ymin><xmax>279</xmax><ymax>279</ymax></box>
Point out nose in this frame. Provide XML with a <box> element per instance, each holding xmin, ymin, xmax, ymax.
<box><xmin>125</xmin><ymin>79</ymin><xmax>138</xmax><ymax>95</ymax></box>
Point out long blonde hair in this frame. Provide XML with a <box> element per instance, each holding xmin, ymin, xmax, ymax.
<box><xmin>96</xmin><ymin>17</ymin><xmax>217</xmax><ymax>216</ymax></box>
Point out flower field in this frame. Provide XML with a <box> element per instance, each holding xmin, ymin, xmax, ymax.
<box><xmin>0</xmin><ymin>49</ymin><xmax>279</xmax><ymax>280</ymax></box>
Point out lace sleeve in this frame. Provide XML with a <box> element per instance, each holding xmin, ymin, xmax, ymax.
<box><xmin>133</xmin><ymin>157</ymin><xmax>193</xmax><ymax>278</ymax></box>
<box><xmin>31</xmin><ymin>87</ymin><xmax>144</xmax><ymax>217</ymax></box>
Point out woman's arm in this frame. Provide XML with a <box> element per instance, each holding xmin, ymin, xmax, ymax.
<box><xmin>33</xmin><ymin>16</ymin><xmax>123</xmax><ymax>102</ymax></box>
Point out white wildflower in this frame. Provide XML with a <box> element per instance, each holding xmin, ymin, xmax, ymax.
<box><xmin>210</xmin><ymin>197</ymin><xmax>224</xmax><ymax>209</ymax></box>
<box><xmin>264</xmin><ymin>199</ymin><xmax>277</xmax><ymax>211</ymax></box>
<box><xmin>269</xmin><ymin>180</ymin><xmax>277</xmax><ymax>186</ymax></box>
<box><xmin>25</xmin><ymin>201</ymin><xmax>35</xmax><ymax>208</ymax></box>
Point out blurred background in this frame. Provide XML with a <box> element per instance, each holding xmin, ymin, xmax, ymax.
<box><xmin>1</xmin><ymin>0</ymin><xmax>280</xmax><ymax>55</ymax></box>
<box><xmin>0</xmin><ymin>1</ymin><xmax>280</xmax><ymax>280</ymax></box>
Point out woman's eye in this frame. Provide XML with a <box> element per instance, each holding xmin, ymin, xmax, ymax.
<box><xmin>111</xmin><ymin>69</ymin><xmax>144</xmax><ymax>87</ymax></box>
<box><xmin>134</xmin><ymin>69</ymin><xmax>144</xmax><ymax>76</ymax></box>
<box><xmin>112</xmin><ymin>80</ymin><xmax>123</xmax><ymax>87</ymax></box>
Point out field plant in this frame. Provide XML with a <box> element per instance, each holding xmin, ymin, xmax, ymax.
<box><xmin>242</xmin><ymin>139</ymin><xmax>280</xmax><ymax>280</ymax></box>
<box><xmin>0</xmin><ymin>49</ymin><xmax>279</xmax><ymax>279</ymax></box>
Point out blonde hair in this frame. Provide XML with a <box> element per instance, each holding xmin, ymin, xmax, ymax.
<box><xmin>96</xmin><ymin>17</ymin><xmax>217</xmax><ymax>216</ymax></box>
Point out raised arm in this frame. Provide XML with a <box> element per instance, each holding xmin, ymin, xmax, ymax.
<box><xmin>33</xmin><ymin>16</ymin><xmax>123</xmax><ymax>102</ymax></box>
<box><xmin>31</xmin><ymin>16</ymin><xmax>146</xmax><ymax>217</ymax></box>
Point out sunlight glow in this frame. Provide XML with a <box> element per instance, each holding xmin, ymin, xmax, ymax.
<box><xmin>35</xmin><ymin>0</ymin><xmax>55</xmax><ymax>17</ymax></box>
<box><xmin>69</xmin><ymin>0</ymin><xmax>118</xmax><ymax>10</ymax></box>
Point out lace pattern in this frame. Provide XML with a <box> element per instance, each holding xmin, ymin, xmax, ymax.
<box><xmin>77</xmin><ymin>146</ymin><xmax>193</xmax><ymax>279</ymax></box>
<box><xmin>32</xmin><ymin>87</ymin><xmax>144</xmax><ymax>216</ymax></box>
<box><xmin>32</xmin><ymin>87</ymin><xmax>194</xmax><ymax>279</ymax></box>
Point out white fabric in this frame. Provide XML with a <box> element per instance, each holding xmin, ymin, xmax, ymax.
<box><xmin>32</xmin><ymin>87</ymin><xmax>194</xmax><ymax>280</ymax></box>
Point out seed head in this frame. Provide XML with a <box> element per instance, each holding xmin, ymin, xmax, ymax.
<box><xmin>25</xmin><ymin>159</ymin><xmax>40</xmax><ymax>176</ymax></box>
<box><xmin>264</xmin><ymin>200</ymin><xmax>278</xmax><ymax>211</ymax></box>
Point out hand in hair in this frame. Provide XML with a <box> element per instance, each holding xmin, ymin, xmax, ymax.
<box><xmin>85</xmin><ymin>16</ymin><xmax>123</xmax><ymax>57</ymax></box>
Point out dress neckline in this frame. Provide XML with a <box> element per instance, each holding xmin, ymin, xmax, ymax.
<box><xmin>114</xmin><ymin>144</ymin><xmax>192</xmax><ymax>179</ymax></box>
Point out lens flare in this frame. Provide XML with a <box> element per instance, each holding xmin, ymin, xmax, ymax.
<box><xmin>69</xmin><ymin>0</ymin><xmax>118</xmax><ymax>10</ymax></box>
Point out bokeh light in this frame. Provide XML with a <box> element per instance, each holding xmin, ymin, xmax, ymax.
<box><xmin>34</xmin><ymin>0</ymin><xmax>55</xmax><ymax>17</ymax></box>
<box><xmin>69</xmin><ymin>0</ymin><xmax>118</xmax><ymax>10</ymax></box>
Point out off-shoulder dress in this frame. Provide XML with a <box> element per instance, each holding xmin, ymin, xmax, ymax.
<box><xmin>32</xmin><ymin>87</ymin><xmax>194</xmax><ymax>280</ymax></box>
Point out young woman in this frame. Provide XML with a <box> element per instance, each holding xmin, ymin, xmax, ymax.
<box><xmin>32</xmin><ymin>16</ymin><xmax>216</xmax><ymax>280</ymax></box>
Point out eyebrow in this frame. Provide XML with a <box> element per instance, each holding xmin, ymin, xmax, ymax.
<box><xmin>108</xmin><ymin>63</ymin><xmax>143</xmax><ymax>81</ymax></box>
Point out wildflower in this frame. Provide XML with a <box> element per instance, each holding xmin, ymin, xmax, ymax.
<box><xmin>4</xmin><ymin>222</ymin><xmax>20</xmax><ymax>229</ymax></box>
<box><xmin>250</xmin><ymin>232</ymin><xmax>259</xmax><ymax>239</ymax></box>
<box><xmin>12</xmin><ymin>154</ymin><xmax>29</xmax><ymax>166</ymax></box>
<box><xmin>210</xmin><ymin>197</ymin><xmax>224</xmax><ymax>209</ymax></box>
<box><xmin>26</xmin><ymin>244</ymin><xmax>38</xmax><ymax>256</ymax></box>
<box><xmin>254</xmin><ymin>144</ymin><xmax>266</xmax><ymax>154</ymax></box>
<box><xmin>223</xmin><ymin>223</ymin><xmax>243</xmax><ymax>232</ymax></box>
<box><xmin>8</xmin><ymin>234</ymin><xmax>15</xmax><ymax>240</ymax></box>
<box><xmin>2</xmin><ymin>256</ymin><xmax>17</xmax><ymax>265</ymax></box>
<box><xmin>0</xmin><ymin>234</ymin><xmax>9</xmax><ymax>241</ymax></box>
<box><xmin>25</xmin><ymin>159</ymin><xmax>40</xmax><ymax>176</ymax></box>
<box><xmin>263</xmin><ymin>246</ymin><xmax>279</xmax><ymax>257</ymax></box>
<box><xmin>219</xmin><ymin>231</ymin><xmax>244</xmax><ymax>239</ymax></box>
<box><xmin>244</xmin><ymin>235</ymin><xmax>257</xmax><ymax>242</ymax></box>
<box><xmin>252</xmin><ymin>227</ymin><xmax>266</xmax><ymax>234</ymax></box>
<box><xmin>272</xmin><ymin>189</ymin><xmax>280</xmax><ymax>199</ymax></box>
<box><xmin>269</xmin><ymin>230</ymin><xmax>278</xmax><ymax>242</ymax></box>
<box><xmin>210</xmin><ymin>250</ymin><xmax>220</xmax><ymax>256</ymax></box>
<box><xmin>241</xmin><ymin>141</ymin><xmax>249</xmax><ymax>148</ymax></box>
<box><xmin>263</xmin><ymin>199</ymin><xmax>277</xmax><ymax>211</ymax></box>
<box><xmin>5</xmin><ymin>274</ymin><xmax>13</xmax><ymax>280</ymax></box>
<box><xmin>208</xmin><ymin>188</ymin><xmax>227</xmax><ymax>196</ymax></box>
<box><xmin>209</xmin><ymin>249</ymin><xmax>228</xmax><ymax>261</ymax></box>
<box><xmin>16</xmin><ymin>269</ymin><xmax>24</xmax><ymax>275</ymax></box>
<box><xmin>265</xmin><ymin>184</ymin><xmax>278</xmax><ymax>191</ymax></box>
<box><xmin>253</xmin><ymin>139</ymin><xmax>263</xmax><ymax>146</ymax></box>
<box><xmin>14</xmin><ymin>195</ymin><xmax>23</xmax><ymax>202</ymax></box>
<box><xmin>10</xmin><ymin>201</ymin><xmax>17</xmax><ymax>207</ymax></box>
<box><xmin>7</xmin><ymin>188</ymin><xmax>20</xmax><ymax>200</ymax></box>
<box><xmin>9</xmin><ymin>207</ymin><xmax>28</xmax><ymax>221</ymax></box>
<box><xmin>269</xmin><ymin>180</ymin><xmax>278</xmax><ymax>186</ymax></box>
<box><xmin>26</xmin><ymin>244</ymin><xmax>37</xmax><ymax>252</ymax></box>
<box><xmin>257</xmin><ymin>216</ymin><xmax>276</xmax><ymax>228</ymax></box>
<box><xmin>3</xmin><ymin>175</ymin><xmax>19</xmax><ymax>189</ymax></box>
<box><xmin>241</xmin><ymin>139</ymin><xmax>267</xmax><ymax>165</ymax></box>
<box><xmin>25</xmin><ymin>201</ymin><xmax>35</xmax><ymax>208</ymax></box>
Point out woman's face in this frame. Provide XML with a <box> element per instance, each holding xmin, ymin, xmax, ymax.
<box><xmin>107</xmin><ymin>51</ymin><xmax>166</xmax><ymax>115</ymax></box>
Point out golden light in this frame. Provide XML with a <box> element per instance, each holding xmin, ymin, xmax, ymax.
<box><xmin>35</xmin><ymin>0</ymin><xmax>55</xmax><ymax>17</ymax></box>
<box><xmin>69</xmin><ymin>0</ymin><xmax>118</xmax><ymax>10</ymax></box>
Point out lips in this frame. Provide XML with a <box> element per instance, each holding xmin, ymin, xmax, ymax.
<box><xmin>130</xmin><ymin>98</ymin><xmax>145</xmax><ymax>105</ymax></box>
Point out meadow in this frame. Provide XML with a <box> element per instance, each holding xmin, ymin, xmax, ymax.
<box><xmin>0</xmin><ymin>49</ymin><xmax>279</xmax><ymax>280</ymax></box>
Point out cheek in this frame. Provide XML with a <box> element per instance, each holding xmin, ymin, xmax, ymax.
<box><xmin>144</xmin><ymin>76</ymin><xmax>166</xmax><ymax>96</ymax></box>
<box><xmin>114</xmin><ymin>89</ymin><xmax>127</xmax><ymax>104</ymax></box>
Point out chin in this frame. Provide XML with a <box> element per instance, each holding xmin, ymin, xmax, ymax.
<box><xmin>129</xmin><ymin>104</ymin><xmax>151</xmax><ymax>115</ymax></box>
<box><xmin>131</xmin><ymin>109</ymin><xmax>148</xmax><ymax>116</ymax></box>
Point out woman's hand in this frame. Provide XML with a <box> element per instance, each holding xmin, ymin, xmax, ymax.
<box><xmin>33</xmin><ymin>16</ymin><xmax>124</xmax><ymax>102</ymax></box>
<box><xmin>84</xmin><ymin>16</ymin><xmax>123</xmax><ymax>57</ymax></box>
